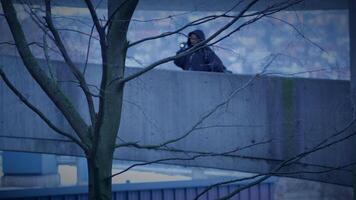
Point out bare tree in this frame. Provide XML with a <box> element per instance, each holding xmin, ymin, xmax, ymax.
<box><xmin>2</xmin><ymin>0</ymin><xmax>352</xmax><ymax>200</ymax></box>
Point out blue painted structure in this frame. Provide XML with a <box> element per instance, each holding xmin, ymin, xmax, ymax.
<box><xmin>3</xmin><ymin>152</ymin><xmax>57</xmax><ymax>175</ymax></box>
<box><xmin>0</xmin><ymin>179</ymin><xmax>273</xmax><ymax>200</ymax></box>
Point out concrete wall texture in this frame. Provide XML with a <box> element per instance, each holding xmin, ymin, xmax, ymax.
<box><xmin>1</xmin><ymin>55</ymin><xmax>355</xmax><ymax>186</ymax></box>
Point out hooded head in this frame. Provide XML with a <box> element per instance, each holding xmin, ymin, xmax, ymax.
<box><xmin>187</xmin><ymin>29</ymin><xmax>206</xmax><ymax>47</ymax></box>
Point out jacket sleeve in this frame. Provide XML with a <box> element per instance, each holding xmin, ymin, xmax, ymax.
<box><xmin>174</xmin><ymin>49</ymin><xmax>188</xmax><ymax>70</ymax></box>
<box><xmin>205</xmin><ymin>48</ymin><xmax>226</xmax><ymax>72</ymax></box>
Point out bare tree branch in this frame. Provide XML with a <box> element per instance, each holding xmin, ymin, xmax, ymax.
<box><xmin>127</xmin><ymin>0</ymin><xmax>301</xmax><ymax>50</ymax></box>
<box><xmin>1</xmin><ymin>0</ymin><xmax>91</xmax><ymax>151</ymax></box>
<box><xmin>57</xmin><ymin>80</ymin><xmax>102</xmax><ymax>98</ymax></box>
<box><xmin>83</xmin><ymin>25</ymin><xmax>95</xmax><ymax>75</ymax></box>
<box><xmin>22</xmin><ymin>1</ymin><xmax>56</xmax><ymax>42</ymax></box>
<box><xmin>42</xmin><ymin>34</ymin><xmax>56</xmax><ymax>80</ymax></box>
<box><xmin>1</xmin><ymin>40</ymin><xmax>62</xmax><ymax>57</ymax></box>
<box><xmin>84</xmin><ymin>0</ymin><xmax>104</xmax><ymax>34</ymax></box>
<box><xmin>103</xmin><ymin>0</ymin><xmax>129</xmax><ymax>29</ymax></box>
<box><xmin>0</xmin><ymin>134</ymin><xmax>72</xmax><ymax>143</ymax></box>
<box><xmin>266</xmin><ymin>15</ymin><xmax>326</xmax><ymax>53</ymax></box>
<box><xmin>52</xmin><ymin>15</ymin><xmax>94</xmax><ymax>28</ymax></box>
<box><xmin>84</xmin><ymin>1</ymin><xmax>112</xmax><ymax>139</ymax></box>
<box><xmin>0</xmin><ymin>67</ymin><xmax>85</xmax><ymax>149</ymax></box>
<box><xmin>44</xmin><ymin>0</ymin><xmax>97</xmax><ymax>127</ymax></box>
<box><xmin>110</xmin><ymin>139</ymin><xmax>273</xmax><ymax>179</ymax></box>
<box><xmin>132</xmin><ymin>11</ymin><xmax>192</xmax><ymax>23</ymax></box>
<box><xmin>208</xmin><ymin>0</ymin><xmax>304</xmax><ymax>48</ymax></box>
<box><xmin>127</xmin><ymin>15</ymin><xmax>219</xmax><ymax>48</ymax></box>
<box><xmin>126</xmin><ymin>56</ymin><xmax>145</xmax><ymax>67</ymax></box>
<box><xmin>55</xmin><ymin>28</ymin><xmax>100</xmax><ymax>41</ymax></box>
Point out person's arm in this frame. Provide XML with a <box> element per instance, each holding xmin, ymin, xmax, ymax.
<box><xmin>174</xmin><ymin>49</ymin><xmax>188</xmax><ymax>70</ymax></box>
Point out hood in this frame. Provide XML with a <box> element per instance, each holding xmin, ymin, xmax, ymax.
<box><xmin>187</xmin><ymin>29</ymin><xmax>206</xmax><ymax>47</ymax></box>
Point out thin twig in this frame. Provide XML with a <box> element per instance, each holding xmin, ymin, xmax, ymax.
<box><xmin>266</xmin><ymin>15</ymin><xmax>326</xmax><ymax>52</ymax></box>
<box><xmin>83</xmin><ymin>25</ymin><xmax>95</xmax><ymax>75</ymax></box>
<box><xmin>42</xmin><ymin>33</ymin><xmax>56</xmax><ymax>80</ymax></box>
<box><xmin>56</xmin><ymin>28</ymin><xmax>100</xmax><ymax>41</ymax></box>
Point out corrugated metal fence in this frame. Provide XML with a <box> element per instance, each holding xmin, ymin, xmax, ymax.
<box><xmin>0</xmin><ymin>179</ymin><xmax>274</xmax><ymax>200</ymax></box>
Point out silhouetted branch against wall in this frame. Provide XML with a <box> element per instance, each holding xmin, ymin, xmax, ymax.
<box><xmin>211</xmin><ymin>118</ymin><xmax>356</xmax><ymax>199</ymax></box>
<box><xmin>114</xmin><ymin>115</ymin><xmax>356</xmax><ymax>199</ymax></box>
<box><xmin>0</xmin><ymin>67</ymin><xmax>85</xmax><ymax>149</ymax></box>
<box><xmin>115</xmin><ymin>53</ymin><xmax>277</xmax><ymax>150</ymax></box>
<box><xmin>1</xmin><ymin>0</ymin><xmax>92</xmax><ymax>151</ymax></box>
<box><xmin>44</xmin><ymin>0</ymin><xmax>97</xmax><ymax>126</ymax></box>
<box><xmin>112</xmin><ymin>136</ymin><xmax>275</xmax><ymax>178</ymax></box>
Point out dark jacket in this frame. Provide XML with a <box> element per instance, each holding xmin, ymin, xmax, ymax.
<box><xmin>174</xmin><ymin>30</ymin><xmax>226</xmax><ymax>72</ymax></box>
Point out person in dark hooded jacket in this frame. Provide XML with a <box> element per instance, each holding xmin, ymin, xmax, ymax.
<box><xmin>174</xmin><ymin>30</ymin><xmax>227</xmax><ymax>73</ymax></box>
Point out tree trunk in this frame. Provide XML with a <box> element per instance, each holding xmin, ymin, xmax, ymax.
<box><xmin>85</xmin><ymin>0</ymin><xmax>138</xmax><ymax>198</ymax></box>
<box><xmin>87</xmin><ymin>150</ymin><xmax>114</xmax><ymax>200</ymax></box>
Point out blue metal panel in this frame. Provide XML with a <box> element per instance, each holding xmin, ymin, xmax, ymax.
<box><xmin>163</xmin><ymin>189</ymin><xmax>174</xmax><ymax>199</ymax></box>
<box><xmin>250</xmin><ymin>185</ymin><xmax>260</xmax><ymax>200</ymax></box>
<box><xmin>139</xmin><ymin>190</ymin><xmax>151</xmax><ymax>200</ymax></box>
<box><xmin>151</xmin><ymin>189</ymin><xmax>163</xmax><ymax>200</ymax></box>
<box><xmin>225</xmin><ymin>185</ymin><xmax>240</xmax><ymax>200</ymax></box>
<box><xmin>175</xmin><ymin>188</ymin><xmax>186</xmax><ymax>200</ymax></box>
<box><xmin>186</xmin><ymin>188</ymin><xmax>197</xmax><ymax>200</ymax></box>
<box><xmin>49</xmin><ymin>196</ymin><xmax>63</xmax><ymax>200</ymax></box>
<box><xmin>64</xmin><ymin>195</ymin><xmax>78</xmax><ymax>200</ymax></box>
<box><xmin>218</xmin><ymin>185</ymin><xmax>229</xmax><ymax>198</ymax></box>
<box><xmin>3</xmin><ymin>152</ymin><xmax>57</xmax><ymax>175</ymax></box>
<box><xmin>259</xmin><ymin>185</ymin><xmax>269</xmax><ymax>200</ymax></box>
<box><xmin>115</xmin><ymin>191</ymin><xmax>128</xmax><ymax>200</ymax></box>
<box><xmin>0</xmin><ymin>179</ymin><xmax>274</xmax><ymax>200</ymax></box>
<box><xmin>40</xmin><ymin>154</ymin><xmax>57</xmax><ymax>174</ymax></box>
<box><xmin>208</xmin><ymin>187</ymin><xmax>218</xmax><ymax>200</ymax></box>
<box><xmin>78</xmin><ymin>194</ymin><xmax>88</xmax><ymax>200</ymax></box>
<box><xmin>76</xmin><ymin>158</ymin><xmax>88</xmax><ymax>184</ymax></box>
<box><xmin>128</xmin><ymin>191</ymin><xmax>139</xmax><ymax>200</ymax></box>
<box><xmin>269</xmin><ymin>184</ymin><xmax>273</xmax><ymax>200</ymax></box>
<box><xmin>3</xmin><ymin>152</ymin><xmax>42</xmax><ymax>174</ymax></box>
<box><xmin>240</xmin><ymin>187</ymin><xmax>249</xmax><ymax>200</ymax></box>
<box><xmin>197</xmin><ymin>187</ymin><xmax>208</xmax><ymax>200</ymax></box>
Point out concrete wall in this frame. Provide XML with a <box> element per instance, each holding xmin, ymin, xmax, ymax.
<box><xmin>1</xmin><ymin>55</ymin><xmax>355</xmax><ymax>186</ymax></box>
